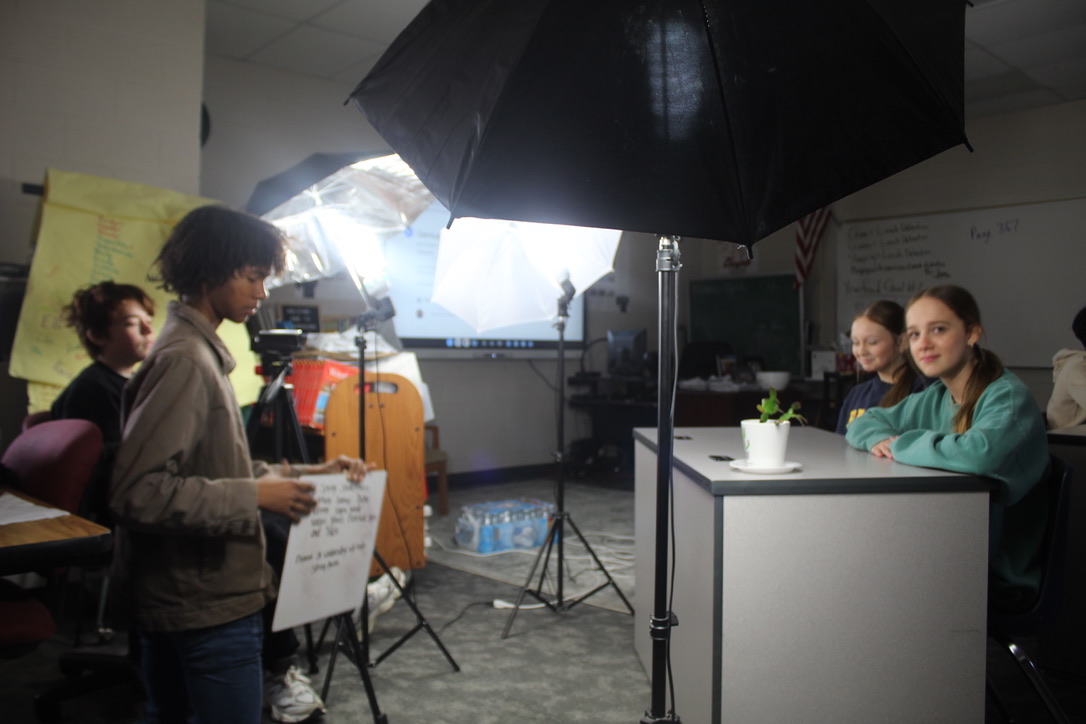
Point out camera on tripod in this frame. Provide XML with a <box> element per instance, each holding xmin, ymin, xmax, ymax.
<box><xmin>251</xmin><ymin>328</ymin><xmax>307</xmax><ymax>373</ymax></box>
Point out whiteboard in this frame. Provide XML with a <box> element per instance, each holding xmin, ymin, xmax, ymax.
<box><xmin>835</xmin><ymin>197</ymin><xmax>1086</xmax><ymax>367</ymax></box>
<box><xmin>272</xmin><ymin>471</ymin><xmax>386</xmax><ymax>632</ymax></box>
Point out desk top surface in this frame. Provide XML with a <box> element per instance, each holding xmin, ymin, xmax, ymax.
<box><xmin>0</xmin><ymin>487</ymin><xmax>111</xmax><ymax>576</ymax></box>
<box><xmin>1048</xmin><ymin>424</ymin><xmax>1086</xmax><ymax>444</ymax></box>
<box><xmin>635</xmin><ymin>426</ymin><xmax>990</xmax><ymax>496</ymax></box>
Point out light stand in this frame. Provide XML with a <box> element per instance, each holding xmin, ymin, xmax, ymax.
<box><xmin>502</xmin><ymin>281</ymin><xmax>635</xmax><ymax>639</ymax></box>
<box><xmin>349</xmin><ymin>312</ymin><xmax>458</xmax><ymax>671</ymax></box>
<box><xmin>641</xmin><ymin>236</ymin><xmax>682</xmax><ymax>724</ymax></box>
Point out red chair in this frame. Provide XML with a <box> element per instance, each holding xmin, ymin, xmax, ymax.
<box><xmin>22</xmin><ymin>410</ymin><xmax>52</xmax><ymax>432</ymax></box>
<box><xmin>0</xmin><ymin>579</ymin><xmax>56</xmax><ymax>659</ymax></box>
<box><xmin>2</xmin><ymin>419</ymin><xmax>142</xmax><ymax>720</ymax></box>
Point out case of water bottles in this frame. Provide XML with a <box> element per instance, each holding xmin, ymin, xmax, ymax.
<box><xmin>454</xmin><ymin>498</ymin><xmax>555</xmax><ymax>554</ymax></box>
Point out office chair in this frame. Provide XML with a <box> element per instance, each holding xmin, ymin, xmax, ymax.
<box><xmin>986</xmin><ymin>455</ymin><xmax>1074</xmax><ymax>724</ymax></box>
<box><xmin>1</xmin><ymin>419</ymin><xmax>141</xmax><ymax>722</ymax></box>
<box><xmin>2</xmin><ymin>419</ymin><xmax>103</xmax><ymax>517</ymax></box>
<box><xmin>0</xmin><ymin>579</ymin><xmax>57</xmax><ymax>659</ymax></box>
<box><xmin>22</xmin><ymin>410</ymin><xmax>52</xmax><ymax>431</ymax></box>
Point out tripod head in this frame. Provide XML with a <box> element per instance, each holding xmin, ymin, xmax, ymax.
<box><xmin>251</xmin><ymin>329</ymin><xmax>307</xmax><ymax>378</ymax></box>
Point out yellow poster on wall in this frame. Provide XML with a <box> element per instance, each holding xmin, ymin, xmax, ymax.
<box><xmin>9</xmin><ymin>169</ymin><xmax>263</xmax><ymax>408</ymax></box>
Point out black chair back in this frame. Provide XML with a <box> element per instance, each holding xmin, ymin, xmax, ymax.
<box><xmin>985</xmin><ymin>454</ymin><xmax>1074</xmax><ymax>724</ymax></box>
<box><xmin>989</xmin><ymin>454</ymin><xmax>1073</xmax><ymax>635</ymax></box>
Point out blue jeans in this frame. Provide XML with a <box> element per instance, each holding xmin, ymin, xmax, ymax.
<box><xmin>139</xmin><ymin>611</ymin><xmax>264</xmax><ymax>724</ymax></box>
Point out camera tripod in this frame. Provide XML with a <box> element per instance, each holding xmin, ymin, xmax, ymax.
<box><xmin>502</xmin><ymin>287</ymin><xmax>634</xmax><ymax>638</ymax></box>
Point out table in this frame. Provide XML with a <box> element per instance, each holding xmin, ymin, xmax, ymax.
<box><xmin>0</xmin><ymin>487</ymin><xmax>111</xmax><ymax>576</ymax></box>
<box><xmin>634</xmin><ymin>427</ymin><xmax>992</xmax><ymax>724</ymax></box>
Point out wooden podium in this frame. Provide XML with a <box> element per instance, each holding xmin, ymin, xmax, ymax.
<box><xmin>323</xmin><ymin>371</ymin><xmax>427</xmax><ymax>577</ymax></box>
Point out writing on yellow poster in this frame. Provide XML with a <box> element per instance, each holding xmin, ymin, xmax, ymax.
<box><xmin>10</xmin><ymin>169</ymin><xmax>262</xmax><ymax>407</ymax></box>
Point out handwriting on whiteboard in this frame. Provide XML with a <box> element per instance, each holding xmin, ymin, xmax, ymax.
<box><xmin>969</xmin><ymin>218</ymin><xmax>1019</xmax><ymax>243</ymax></box>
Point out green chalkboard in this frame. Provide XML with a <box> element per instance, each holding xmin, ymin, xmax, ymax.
<box><xmin>689</xmin><ymin>274</ymin><xmax>803</xmax><ymax>375</ymax></box>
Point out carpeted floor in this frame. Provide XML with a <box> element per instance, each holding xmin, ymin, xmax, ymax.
<box><xmin>3</xmin><ymin>476</ymin><xmax>1085</xmax><ymax>723</ymax></box>
<box><xmin>0</xmin><ymin>560</ymin><xmax>649</xmax><ymax>724</ymax></box>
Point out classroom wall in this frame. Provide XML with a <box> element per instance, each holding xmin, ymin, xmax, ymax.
<box><xmin>0</xmin><ymin>0</ymin><xmax>205</xmax><ymax>449</ymax></box>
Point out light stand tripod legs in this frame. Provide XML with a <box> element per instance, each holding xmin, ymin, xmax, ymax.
<box><xmin>501</xmin><ymin>292</ymin><xmax>634</xmax><ymax>639</ymax></box>
<box><xmin>501</xmin><ymin>510</ymin><xmax>635</xmax><ymax>638</ymax></box>
<box><xmin>363</xmin><ymin>551</ymin><xmax>460</xmax><ymax>671</ymax></box>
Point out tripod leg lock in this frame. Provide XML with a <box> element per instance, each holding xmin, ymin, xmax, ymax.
<box><xmin>648</xmin><ymin>611</ymin><xmax>679</xmax><ymax>640</ymax></box>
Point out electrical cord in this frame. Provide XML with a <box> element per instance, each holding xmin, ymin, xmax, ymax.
<box><xmin>526</xmin><ymin>358</ymin><xmax>559</xmax><ymax>393</ymax></box>
<box><xmin>435</xmin><ymin>600</ymin><xmax>492</xmax><ymax>635</ymax></box>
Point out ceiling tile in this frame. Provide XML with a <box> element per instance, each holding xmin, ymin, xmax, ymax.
<box><xmin>209</xmin><ymin>0</ymin><xmax>343</xmax><ymax>22</ymax></box>
<box><xmin>965</xmin><ymin>69</ymin><xmax>1045</xmax><ymax>102</ymax></box>
<box><xmin>984</xmin><ymin>23</ymin><xmax>1086</xmax><ymax>71</ymax></box>
<box><xmin>205</xmin><ymin>3</ymin><xmax>296</xmax><ymax>59</ymax></box>
<box><xmin>1030</xmin><ymin>57</ymin><xmax>1086</xmax><ymax>100</ymax></box>
<box><xmin>964</xmin><ymin>46</ymin><xmax>1014</xmax><ymax>81</ymax></box>
<box><xmin>966</xmin><ymin>88</ymin><xmax>1065</xmax><ymax>119</ymax></box>
<box><xmin>312</xmin><ymin>0</ymin><xmax>430</xmax><ymax>43</ymax></box>
<box><xmin>332</xmin><ymin>57</ymin><xmax>382</xmax><ymax>87</ymax></box>
<box><xmin>248</xmin><ymin>24</ymin><xmax>385</xmax><ymax>78</ymax></box>
<box><xmin>965</xmin><ymin>0</ymin><xmax>1086</xmax><ymax>45</ymax></box>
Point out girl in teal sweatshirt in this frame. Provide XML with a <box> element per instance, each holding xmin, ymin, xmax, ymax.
<box><xmin>846</xmin><ymin>285</ymin><xmax>1049</xmax><ymax>613</ymax></box>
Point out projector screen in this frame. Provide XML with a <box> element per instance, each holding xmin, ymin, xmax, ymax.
<box><xmin>382</xmin><ymin>201</ymin><xmax>586</xmax><ymax>355</ymax></box>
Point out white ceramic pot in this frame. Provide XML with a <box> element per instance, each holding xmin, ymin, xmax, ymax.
<box><xmin>740</xmin><ymin>419</ymin><xmax>790</xmax><ymax>469</ymax></box>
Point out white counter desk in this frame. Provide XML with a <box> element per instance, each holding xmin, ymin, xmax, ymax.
<box><xmin>634</xmin><ymin>426</ymin><xmax>993</xmax><ymax>724</ymax></box>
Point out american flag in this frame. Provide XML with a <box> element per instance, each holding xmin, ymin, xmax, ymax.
<box><xmin>794</xmin><ymin>206</ymin><xmax>832</xmax><ymax>290</ymax></box>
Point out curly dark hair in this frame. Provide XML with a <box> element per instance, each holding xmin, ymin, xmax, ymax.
<box><xmin>152</xmin><ymin>205</ymin><xmax>287</xmax><ymax>296</ymax></box>
<box><xmin>62</xmin><ymin>281</ymin><xmax>155</xmax><ymax>358</ymax></box>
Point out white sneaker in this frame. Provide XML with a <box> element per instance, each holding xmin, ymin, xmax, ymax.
<box><xmin>265</xmin><ymin>665</ymin><xmax>325</xmax><ymax>723</ymax></box>
<box><xmin>362</xmin><ymin>566</ymin><xmax>408</xmax><ymax>633</ymax></box>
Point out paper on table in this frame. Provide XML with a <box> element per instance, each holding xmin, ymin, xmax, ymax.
<box><xmin>271</xmin><ymin>470</ymin><xmax>387</xmax><ymax>632</ymax></box>
<box><xmin>0</xmin><ymin>492</ymin><xmax>69</xmax><ymax>525</ymax></box>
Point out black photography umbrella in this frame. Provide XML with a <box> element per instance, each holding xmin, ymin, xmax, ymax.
<box><xmin>349</xmin><ymin>1</ymin><xmax>971</xmax><ymax>721</ymax></box>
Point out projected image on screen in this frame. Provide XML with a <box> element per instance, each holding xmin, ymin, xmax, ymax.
<box><xmin>382</xmin><ymin>201</ymin><xmax>585</xmax><ymax>351</ymax></box>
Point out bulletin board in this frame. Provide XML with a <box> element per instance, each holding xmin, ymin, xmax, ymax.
<box><xmin>8</xmin><ymin>169</ymin><xmax>262</xmax><ymax>407</ymax></box>
<box><xmin>834</xmin><ymin>196</ymin><xmax>1086</xmax><ymax>367</ymax></box>
<box><xmin>688</xmin><ymin>274</ymin><xmax>803</xmax><ymax>375</ymax></box>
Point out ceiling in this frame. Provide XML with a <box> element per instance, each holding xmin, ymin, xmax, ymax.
<box><xmin>205</xmin><ymin>0</ymin><xmax>1086</xmax><ymax>121</ymax></box>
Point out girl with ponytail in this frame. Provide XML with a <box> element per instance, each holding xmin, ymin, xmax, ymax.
<box><xmin>846</xmin><ymin>285</ymin><xmax>1049</xmax><ymax>613</ymax></box>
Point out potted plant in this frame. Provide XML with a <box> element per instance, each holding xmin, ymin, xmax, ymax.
<box><xmin>738</xmin><ymin>388</ymin><xmax>806</xmax><ymax>471</ymax></box>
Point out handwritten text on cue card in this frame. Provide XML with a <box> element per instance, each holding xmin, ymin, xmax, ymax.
<box><xmin>271</xmin><ymin>470</ymin><xmax>386</xmax><ymax>632</ymax></box>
